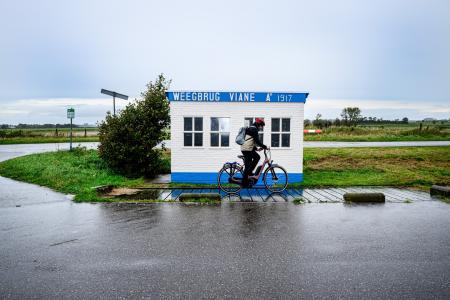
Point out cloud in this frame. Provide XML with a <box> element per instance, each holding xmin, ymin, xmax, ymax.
<box><xmin>0</xmin><ymin>97</ymin><xmax>134</xmax><ymax>124</ymax></box>
<box><xmin>305</xmin><ymin>98</ymin><xmax>450</xmax><ymax>120</ymax></box>
<box><xmin>308</xmin><ymin>98</ymin><xmax>450</xmax><ymax>112</ymax></box>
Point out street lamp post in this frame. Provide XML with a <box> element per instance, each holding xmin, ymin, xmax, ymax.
<box><xmin>100</xmin><ymin>89</ymin><xmax>129</xmax><ymax>116</ymax></box>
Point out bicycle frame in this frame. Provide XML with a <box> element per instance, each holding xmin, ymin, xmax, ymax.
<box><xmin>249</xmin><ymin>149</ymin><xmax>273</xmax><ymax>181</ymax></box>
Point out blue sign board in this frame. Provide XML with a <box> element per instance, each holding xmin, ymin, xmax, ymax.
<box><xmin>166</xmin><ymin>91</ymin><xmax>308</xmax><ymax>103</ymax></box>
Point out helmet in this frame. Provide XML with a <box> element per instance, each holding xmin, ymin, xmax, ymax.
<box><xmin>255</xmin><ymin>118</ymin><xmax>265</xmax><ymax>127</ymax></box>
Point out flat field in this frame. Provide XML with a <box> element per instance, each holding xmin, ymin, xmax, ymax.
<box><xmin>303</xmin><ymin>123</ymin><xmax>450</xmax><ymax>141</ymax></box>
<box><xmin>0</xmin><ymin>128</ymin><xmax>99</xmax><ymax>144</ymax></box>
<box><xmin>2</xmin><ymin>123</ymin><xmax>449</xmax><ymax>144</ymax></box>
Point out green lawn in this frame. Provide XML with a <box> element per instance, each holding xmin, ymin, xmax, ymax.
<box><xmin>300</xmin><ymin>147</ymin><xmax>450</xmax><ymax>189</ymax></box>
<box><xmin>0</xmin><ymin>147</ymin><xmax>448</xmax><ymax>202</ymax></box>
<box><xmin>0</xmin><ymin>148</ymin><xmax>143</xmax><ymax>202</ymax></box>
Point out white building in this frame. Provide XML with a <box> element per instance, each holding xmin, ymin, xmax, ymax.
<box><xmin>166</xmin><ymin>91</ymin><xmax>309</xmax><ymax>184</ymax></box>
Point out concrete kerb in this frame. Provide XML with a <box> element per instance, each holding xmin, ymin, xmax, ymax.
<box><xmin>343</xmin><ymin>192</ymin><xmax>386</xmax><ymax>203</ymax></box>
<box><xmin>430</xmin><ymin>185</ymin><xmax>450</xmax><ymax>197</ymax></box>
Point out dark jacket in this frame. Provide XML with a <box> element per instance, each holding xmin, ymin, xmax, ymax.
<box><xmin>243</xmin><ymin>124</ymin><xmax>267</xmax><ymax>151</ymax></box>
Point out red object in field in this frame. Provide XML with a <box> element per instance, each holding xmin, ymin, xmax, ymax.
<box><xmin>304</xmin><ymin>129</ymin><xmax>322</xmax><ymax>134</ymax></box>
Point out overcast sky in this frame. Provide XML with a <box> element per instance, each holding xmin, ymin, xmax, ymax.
<box><xmin>1</xmin><ymin>0</ymin><xmax>449</xmax><ymax>124</ymax></box>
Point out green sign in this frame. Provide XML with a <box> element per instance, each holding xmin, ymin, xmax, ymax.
<box><xmin>67</xmin><ymin>108</ymin><xmax>75</xmax><ymax>119</ymax></box>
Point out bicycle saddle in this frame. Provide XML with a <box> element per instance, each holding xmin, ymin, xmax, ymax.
<box><xmin>237</xmin><ymin>155</ymin><xmax>245</xmax><ymax>159</ymax></box>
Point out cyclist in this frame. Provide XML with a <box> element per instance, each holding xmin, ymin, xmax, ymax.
<box><xmin>241</xmin><ymin>118</ymin><xmax>268</xmax><ymax>187</ymax></box>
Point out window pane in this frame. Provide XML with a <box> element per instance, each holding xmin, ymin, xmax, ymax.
<box><xmin>194</xmin><ymin>133</ymin><xmax>203</xmax><ymax>146</ymax></box>
<box><xmin>210</xmin><ymin>133</ymin><xmax>219</xmax><ymax>147</ymax></box>
<box><xmin>220</xmin><ymin>118</ymin><xmax>230</xmax><ymax>132</ymax></box>
<box><xmin>271</xmin><ymin>118</ymin><xmax>280</xmax><ymax>132</ymax></box>
<box><xmin>184</xmin><ymin>117</ymin><xmax>192</xmax><ymax>131</ymax></box>
<box><xmin>211</xmin><ymin>118</ymin><xmax>219</xmax><ymax>131</ymax></box>
<box><xmin>282</xmin><ymin>133</ymin><xmax>290</xmax><ymax>147</ymax></box>
<box><xmin>221</xmin><ymin>133</ymin><xmax>230</xmax><ymax>147</ymax></box>
<box><xmin>282</xmin><ymin>118</ymin><xmax>290</xmax><ymax>132</ymax></box>
<box><xmin>244</xmin><ymin>118</ymin><xmax>253</xmax><ymax>127</ymax></box>
<box><xmin>259</xmin><ymin>133</ymin><xmax>264</xmax><ymax>144</ymax></box>
<box><xmin>271</xmin><ymin>134</ymin><xmax>280</xmax><ymax>147</ymax></box>
<box><xmin>194</xmin><ymin>117</ymin><xmax>203</xmax><ymax>131</ymax></box>
<box><xmin>184</xmin><ymin>133</ymin><xmax>192</xmax><ymax>146</ymax></box>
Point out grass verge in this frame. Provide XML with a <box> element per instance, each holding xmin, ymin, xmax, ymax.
<box><xmin>0</xmin><ymin>147</ymin><xmax>143</xmax><ymax>202</ymax></box>
<box><xmin>0</xmin><ymin>147</ymin><xmax>448</xmax><ymax>202</ymax></box>
<box><xmin>297</xmin><ymin>147</ymin><xmax>450</xmax><ymax>190</ymax></box>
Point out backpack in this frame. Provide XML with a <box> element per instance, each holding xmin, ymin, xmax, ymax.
<box><xmin>235</xmin><ymin>126</ymin><xmax>248</xmax><ymax>145</ymax></box>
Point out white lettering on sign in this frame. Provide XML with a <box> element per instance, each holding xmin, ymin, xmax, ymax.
<box><xmin>277</xmin><ymin>94</ymin><xmax>292</xmax><ymax>102</ymax></box>
<box><xmin>266</xmin><ymin>93</ymin><xmax>271</xmax><ymax>102</ymax></box>
<box><xmin>229</xmin><ymin>92</ymin><xmax>256</xmax><ymax>102</ymax></box>
<box><xmin>171</xmin><ymin>92</ymin><xmax>220</xmax><ymax>101</ymax></box>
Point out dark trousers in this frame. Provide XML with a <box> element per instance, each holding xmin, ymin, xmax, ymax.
<box><xmin>242</xmin><ymin>150</ymin><xmax>260</xmax><ymax>186</ymax></box>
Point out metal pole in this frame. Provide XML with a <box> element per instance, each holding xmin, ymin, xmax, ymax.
<box><xmin>113</xmin><ymin>95</ymin><xmax>116</xmax><ymax>116</ymax></box>
<box><xmin>70</xmin><ymin>118</ymin><xmax>73</xmax><ymax>151</ymax></box>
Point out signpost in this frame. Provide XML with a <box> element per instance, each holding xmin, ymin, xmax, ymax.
<box><xmin>67</xmin><ymin>108</ymin><xmax>75</xmax><ymax>151</ymax></box>
<box><xmin>100</xmin><ymin>89</ymin><xmax>129</xmax><ymax>116</ymax></box>
<box><xmin>165</xmin><ymin>91</ymin><xmax>309</xmax><ymax>103</ymax></box>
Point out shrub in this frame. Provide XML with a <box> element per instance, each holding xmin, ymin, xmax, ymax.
<box><xmin>98</xmin><ymin>74</ymin><xmax>170</xmax><ymax>177</ymax></box>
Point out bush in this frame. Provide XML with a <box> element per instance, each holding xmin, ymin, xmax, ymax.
<box><xmin>98</xmin><ymin>74</ymin><xmax>171</xmax><ymax>177</ymax></box>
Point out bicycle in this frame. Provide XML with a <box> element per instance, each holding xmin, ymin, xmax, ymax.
<box><xmin>217</xmin><ymin>149</ymin><xmax>288</xmax><ymax>194</ymax></box>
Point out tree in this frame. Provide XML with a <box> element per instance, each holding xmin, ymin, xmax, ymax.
<box><xmin>98</xmin><ymin>74</ymin><xmax>171</xmax><ymax>177</ymax></box>
<box><xmin>341</xmin><ymin>107</ymin><xmax>362</xmax><ymax>126</ymax></box>
<box><xmin>402</xmin><ymin>117</ymin><xmax>409</xmax><ymax>124</ymax></box>
<box><xmin>313</xmin><ymin>113</ymin><xmax>323</xmax><ymax>128</ymax></box>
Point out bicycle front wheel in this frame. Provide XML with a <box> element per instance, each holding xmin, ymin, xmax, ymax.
<box><xmin>218</xmin><ymin>164</ymin><xmax>243</xmax><ymax>194</ymax></box>
<box><xmin>263</xmin><ymin>165</ymin><xmax>288</xmax><ymax>193</ymax></box>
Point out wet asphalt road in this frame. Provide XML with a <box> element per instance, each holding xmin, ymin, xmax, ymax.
<box><xmin>1</xmin><ymin>144</ymin><xmax>450</xmax><ymax>299</ymax></box>
<box><xmin>1</xmin><ymin>201</ymin><xmax>450</xmax><ymax>299</ymax></box>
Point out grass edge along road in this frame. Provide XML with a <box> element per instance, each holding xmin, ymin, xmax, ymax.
<box><xmin>0</xmin><ymin>147</ymin><xmax>449</xmax><ymax>202</ymax></box>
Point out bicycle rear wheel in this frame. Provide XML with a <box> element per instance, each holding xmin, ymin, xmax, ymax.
<box><xmin>218</xmin><ymin>164</ymin><xmax>243</xmax><ymax>193</ymax></box>
<box><xmin>263</xmin><ymin>165</ymin><xmax>288</xmax><ymax>193</ymax></box>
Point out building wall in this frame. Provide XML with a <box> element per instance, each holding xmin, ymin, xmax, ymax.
<box><xmin>170</xmin><ymin>102</ymin><xmax>304</xmax><ymax>183</ymax></box>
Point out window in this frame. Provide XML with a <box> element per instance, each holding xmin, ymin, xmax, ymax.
<box><xmin>244</xmin><ymin>117</ymin><xmax>264</xmax><ymax>143</ymax></box>
<box><xmin>184</xmin><ymin>117</ymin><xmax>203</xmax><ymax>147</ymax></box>
<box><xmin>271</xmin><ymin>118</ymin><xmax>290</xmax><ymax>147</ymax></box>
<box><xmin>211</xmin><ymin>117</ymin><xmax>230</xmax><ymax>147</ymax></box>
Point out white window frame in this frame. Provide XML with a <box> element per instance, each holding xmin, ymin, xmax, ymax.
<box><xmin>183</xmin><ymin>116</ymin><xmax>203</xmax><ymax>147</ymax></box>
<box><xmin>271</xmin><ymin>117</ymin><xmax>291</xmax><ymax>148</ymax></box>
<box><xmin>244</xmin><ymin>117</ymin><xmax>264</xmax><ymax>144</ymax></box>
<box><xmin>210</xmin><ymin>117</ymin><xmax>231</xmax><ymax>148</ymax></box>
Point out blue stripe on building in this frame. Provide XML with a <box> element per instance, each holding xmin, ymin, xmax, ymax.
<box><xmin>171</xmin><ymin>172</ymin><xmax>303</xmax><ymax>184</ymax></box>
<box><xmin>166</xmin><ymin>91</ymin><xmax>308</xmax><ymax>103</ymax></box>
